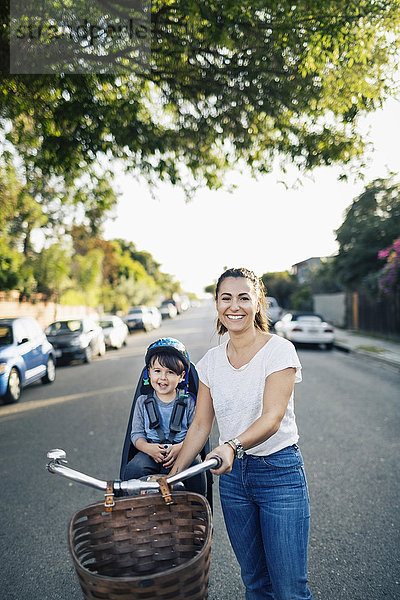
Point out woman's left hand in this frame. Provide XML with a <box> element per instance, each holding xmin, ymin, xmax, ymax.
<box><xmin>206</xmin><ymin>443</ymin><xmax>235</xmax><ymax>475</ymax></box>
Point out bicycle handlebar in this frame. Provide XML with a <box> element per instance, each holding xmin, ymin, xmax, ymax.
<box><xmin>46</xmin><ymin>449</ymin><xmax>222</xmax><ymax>495</ymax></box>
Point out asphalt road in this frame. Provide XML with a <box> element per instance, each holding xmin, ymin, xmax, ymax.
<box><xmin>1</xmin><ymin>303</ymin><xmax>399</xmax><ymax>600</ymax></box>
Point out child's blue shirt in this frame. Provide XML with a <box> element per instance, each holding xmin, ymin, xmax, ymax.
<box><xmin>130</xmin><ymin>391</ymin><xmax>196</xmax><ymax>445</ymax></box>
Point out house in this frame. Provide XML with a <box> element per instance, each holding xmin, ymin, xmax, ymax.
<box><xmin>291</xmin><ymin>256</ymin><xmax>333</xmax><ymax>284</ymax></box>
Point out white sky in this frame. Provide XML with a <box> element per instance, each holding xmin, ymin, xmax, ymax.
<box><xmin>103</xmin><ymin>97</ymin><xmax>400</xmax><ymax>296</ymax></box>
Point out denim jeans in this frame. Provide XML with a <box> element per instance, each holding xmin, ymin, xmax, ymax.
<box><xmin>219</xmin><ymin>445</ymin><xmax>313</xmax><ymax>600</ymax></box>
<box><xmin>122</xmin><ymin>451</ymin><xmax>206</xmax><ymax>495</ymax></box>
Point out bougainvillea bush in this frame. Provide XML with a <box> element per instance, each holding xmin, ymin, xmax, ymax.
<box><xmin>378</xmin><ymin>238</ymin><xmax>400</xmax><ymax>295</ymax></box>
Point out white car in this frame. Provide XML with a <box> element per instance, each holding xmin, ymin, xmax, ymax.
<box><xmin>99</xmin><ymin>315</ymin><xmax>128</xmax><ymax>349</ymax></box>
<box><xmin>159</xmin><ymin>302</ymin><xmax>178</xmax><ymax>319</ymax></box>
<box><xmin>274</xmin><ymin>313</ymin><xmax>335</xmax><ymax>348</ymax></box>
<box><xmin>148</xmin><ymin>307</ymin><xmax>162</xmax><ymax>329</ymax></box>
<box><xmin>266</xmin><ymin>296</ymin><xmax>283</xmax><ymax>326</ymax></box>
<box><xmin>123</xmin><ymin>307</ymin><xmax>154</xmax><ymax>332</ymax></box>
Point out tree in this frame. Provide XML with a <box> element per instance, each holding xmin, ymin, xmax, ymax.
<box><xmin>0</xmin><ymin>236</ymin><xmax>22</xmax><ymax>290</ymax></box>
<box><xmin>289</xmin><ymin>286</ymin><xmax>313</xmax><ymax>311</ymax></box>
<box><xmin>204</xmin><ymin>283</ymin><xmax>216</xmax><ymax>296</ymax></box>
<box><xmin>33</xmin><ymin>243</ymin><xmax>72</xmax><ymax>300</ymax></box>
<box><xmin>334</xmin><ymin>176</ymin><xmax>400</xmax><ymax>288</ymax></box>
<box><xmin>308</xmin><ymin>261</ymin><xmax>343</xmax><ymax>294</ymax></box>
<box><xmin>72</xmin><ymin>248</ymin><xmax>104</xmax><ymax>306</ymax></box>
<box><xmin>1</xmin><ymin>1</ymin><xmax>400</xmax><ymax>195</ymax></box>
<box><xmin>261</xmin><ymin>271</ymin><xmax>298</xmax><ymax>308</ymax></box>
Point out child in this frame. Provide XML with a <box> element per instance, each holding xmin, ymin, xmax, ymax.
<box><xmin>122</xmin><ymin>338</ymin><xmax>205</xmax><ymax>494</ymax></box>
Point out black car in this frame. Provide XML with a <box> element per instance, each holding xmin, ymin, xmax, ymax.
<box><xmin>45</xmin><ymin>318</ymin><xmax>106</xmax><ymax>364</ymax></box>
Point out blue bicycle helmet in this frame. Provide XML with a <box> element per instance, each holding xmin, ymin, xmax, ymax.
<box><xmin>145</xmin><ymin>338</ymin><xmax>190</xmax><ymax>371</ymax></box>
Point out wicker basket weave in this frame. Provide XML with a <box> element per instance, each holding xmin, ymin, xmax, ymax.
<box><xmin>68</xmin><ymin>491</ymin><xmax>212</xmax><ymax>600</ymax></box>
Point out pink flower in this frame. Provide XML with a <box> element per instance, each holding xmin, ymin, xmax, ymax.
<box><xmin>378</xmin><ymin>237</ymin><xmax>400</xmax><ymax>296</ymax></box>
<box><xmin>378</xmin><ymin>249</ymin><xmax>390</xmax><ymax>260</ymax></box>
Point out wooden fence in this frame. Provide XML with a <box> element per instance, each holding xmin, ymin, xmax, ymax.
<box><xmin>346</xmin><ymin>290</ymin><xmax>400</xmax><ymax>339</ymax></box>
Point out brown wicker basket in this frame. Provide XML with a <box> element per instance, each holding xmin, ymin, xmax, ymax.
<box><xmin>68</xmin><ymin>491</ymin><xmax>212</xmax><ymax>600</ymax></box>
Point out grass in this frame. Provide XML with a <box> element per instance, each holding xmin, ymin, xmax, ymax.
<box><xmin>356</xmin><ymin>345</ymin><xmax>385</xmax><ymax>354</ymax></box>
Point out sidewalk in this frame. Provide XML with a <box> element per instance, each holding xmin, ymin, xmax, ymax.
<box><xmin>333</xmin><ymin>328</ymin><xmax>400</xmax><ymax>369</ymax></box>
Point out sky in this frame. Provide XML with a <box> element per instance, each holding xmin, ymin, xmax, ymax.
<box><xmin>103</xmin><ymin>97</ymin><xmax>400</xmax><ymax>297</ymax></box>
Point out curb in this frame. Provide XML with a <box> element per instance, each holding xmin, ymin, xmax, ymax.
<box><xmin>333</xmin><ymin>342</ymin><xmax>400</xmax><ymax>370</ymax></box>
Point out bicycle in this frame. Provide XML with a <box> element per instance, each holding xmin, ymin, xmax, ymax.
<box><xmin>46</xmin><ymin>449</ymin><xmax>221</xmax><ymax>600</ymax></box>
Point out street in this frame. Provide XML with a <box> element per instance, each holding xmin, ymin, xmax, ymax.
<box><xmin>1</xmin><ymin>303</ymin><xmax>399</xmax><ymax>600</ymax></box>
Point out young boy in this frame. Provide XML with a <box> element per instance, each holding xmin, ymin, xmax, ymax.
<box><xmin>122</xmin><ymin>338</ymin><xmax>205</xmax><ymax>494</ymax></box>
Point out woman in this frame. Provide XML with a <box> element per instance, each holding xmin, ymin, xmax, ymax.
<box><xmin>171</xmin><ymin>267</ymin><xmax>313</xmax><ymax>600</ymax></box>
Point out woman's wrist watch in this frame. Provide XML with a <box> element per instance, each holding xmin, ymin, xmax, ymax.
<box><xmin>225</xmin><ymin>438</ymin><xmax>245</xmax><ymax>459</ymax></box>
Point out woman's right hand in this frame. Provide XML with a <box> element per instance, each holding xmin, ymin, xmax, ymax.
<box><xmin>206</xmin><ymin>443</ymin><xmax>235</xmax><ymax>475</ymax></box>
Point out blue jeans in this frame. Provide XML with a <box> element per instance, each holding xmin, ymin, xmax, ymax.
<box><xmin>219</xmin><ymin>445</ymin><xmax>313</xmax><ymax>600</ymax></box>
<box><xmin>122</xmin><ymin>451</ymin><xmax>206</xmax><ymax>496</ymax></box>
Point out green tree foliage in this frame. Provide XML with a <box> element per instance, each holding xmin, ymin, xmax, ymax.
<box><xmin>0</xmin><ymin>151</ymin><xmax>47</xmax><ymax>259</ymax></box>
<box><xmin>334</xmin><ymin>176</ymin><xmax>400</xmax><ymax>289</ymax></box>
<box><xmin>0</xmin><ymin>237</ymin><xmax>22</xmax><ymax>290</ymax></box>
<box><xmin>308</xmin><ymin>260</ymin><xmax>343</xmax><ymax>294</ymax></box>
<box><xmin>33</xmin><ymin>243</ymin><xmax>72</xmax><ymax>300</ymax></box>
<box><xmin>1</xmin><ymin>1</ymin><xmax>400</xmax><ymax>195</ymax></box>
<box><xmin>204</xmin><ymin>283</ymin><xmax>216</xmax><ymax>297</ymax></box>
<box><xmin>288</xmin><ymin>285</ymin><xmax>313</xmax><ymax>311</ymax></box>
<box><xmin>261</xmin><ymin>271</ymin><xmax>298</xmax><ymax>308</ymax></box>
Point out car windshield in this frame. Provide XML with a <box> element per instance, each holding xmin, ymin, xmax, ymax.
<box><xmin>0</xmin><ymin>325</ymin><xmax>13</xmax><ymax>345</ymax></box>
<box><xmin>128</xmin><ymin>309</ymin><xmax>142</xmax><ymax>314</ymax></box>
<box><xmin>296</xmin><ymin>315</ymin><xmax>322</xmax><ymax>323</ymax></box>
<box><xmin>47</xmin><ymin>320</ymin><xmax>83</xmax><ymax>335</ymax></box>
<box><xmin>99</xmin><ymin>320</ymin><xmax>113</xmax><ymax>328</ymax></box>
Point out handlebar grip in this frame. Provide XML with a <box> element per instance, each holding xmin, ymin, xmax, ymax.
<box><xmin>210</xmin><ymin>455</ymin><xmax>223</xmax><ymax>469</ymax></box>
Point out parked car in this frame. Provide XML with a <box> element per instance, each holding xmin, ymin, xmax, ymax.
<box><xmin>99</xmin><ymin>315</ymin><xmax>128</xmax><ymax>349</ymax></box>
<box><xmin>45</xmin><ymin>318</ymin><xmax>106</xmax><ymax>364</ymax></box>
<box><xmin>162</xmin><ymin>296</ymin><xmax>185</xmax><ymax>314</ymax></box>
<box><xmin>159</xmin><ymin>301</ymin><xmax>178</xmax><ymax>319</ymax></box>
<box><xmin>123</xmin><ymin>307</ymin><xmax>155</xmax><ymax>332</ymax></box>
<box><xmin>148</xmin><ymin>306</ymin><xmax>162</xmax><ymax>329</ymax></box>
<box><xmin>266</xmin><ymin>296</ymin><xmax>283</xmax><ymax>326</ymax></box>
<box><xmin>274</xmin><ymin>313</ymin><xmax>335</xmax><ymax>348</ymax></box>
<box><xmin>0</xmin><ymin>317</ymin><xmax>56</xmax><ymax>404</ymax></box>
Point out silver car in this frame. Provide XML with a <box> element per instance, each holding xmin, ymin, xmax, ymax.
<box><xmin>123</xmin><ymin>307</ymin><xmax>154</xmax><ymax>332</ymax></box>
<box><xmin>266</xmin><ymin>297</ymin><xmax>283</xmax><ymax>326</ymax></box>
<box><xmin>99</xmin><ymin>315</ymin><xmax>129</xmax><ymax>349</ymax></box>
<box><xmin>148</xmin><ymin>307</ymin><xmax>162</xmax><ymax>329</ymax></box>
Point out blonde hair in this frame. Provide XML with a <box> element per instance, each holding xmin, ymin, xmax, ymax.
<box><xmin>215</xmin><ymin>267</ymin><xmax>269</xmax><ymax>335</ymax></box>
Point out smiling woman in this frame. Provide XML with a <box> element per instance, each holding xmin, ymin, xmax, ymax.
<box><xmin>171</xmin><ymin>267</ymin><xmax>314</xmax><ymax>600</ymax></box>
<box><xmin>215</xmin><ymin>267</ymin><xmax>269</xmax><ymax>337</ymax></box>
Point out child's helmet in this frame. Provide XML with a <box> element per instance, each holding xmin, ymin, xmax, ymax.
<box><xmin>145</xmin><ymin>338</ymin><xmax>190</xmax><ymax>371</ymax></box>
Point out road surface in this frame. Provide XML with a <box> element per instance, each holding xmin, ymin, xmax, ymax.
<box><xmin>1</xmin><ymin>303</ymin><xmax>399</xmax><ymax>599</ymax></box>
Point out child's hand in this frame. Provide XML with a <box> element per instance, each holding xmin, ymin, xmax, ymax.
<box><xmin>147</xmin><ymin>443</ymin><xmax>169</xmax><ymax>464</ymax></box>
<box><xmin>162</xmin><ymin>442</ymin><xmax>182</xmax><ymax>469</ymax></box>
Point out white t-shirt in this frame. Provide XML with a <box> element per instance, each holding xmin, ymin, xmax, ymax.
<box><xmin>196</xmin><ymin>334</ymin><xmax>302</xmax><ymax>456</ymax></box>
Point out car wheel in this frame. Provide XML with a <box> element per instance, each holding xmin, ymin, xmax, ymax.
<box><xmin>4</xmin><ymin>368</ymin><xmax>21</xmax><ymax>404</ymax></box>
<box><xmin>42</xmin><ymin>357</ymin><xmax>56</xmax><ymax>384</ymax></box>
<box><xmin>84</xmin><ymin>346</ymin><xmax>93</xmax><ymax>363</ymax></box>
<box><xmin>98</xmin><ymin>340</ymin><xmax>106</xmax><ymax>356</ymax></box>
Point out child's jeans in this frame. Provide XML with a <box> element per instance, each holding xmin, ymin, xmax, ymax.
<box><xmin>122</xmin><ymin>450</ymin><xmax>206</xmax><ymax>495</ymax></box>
